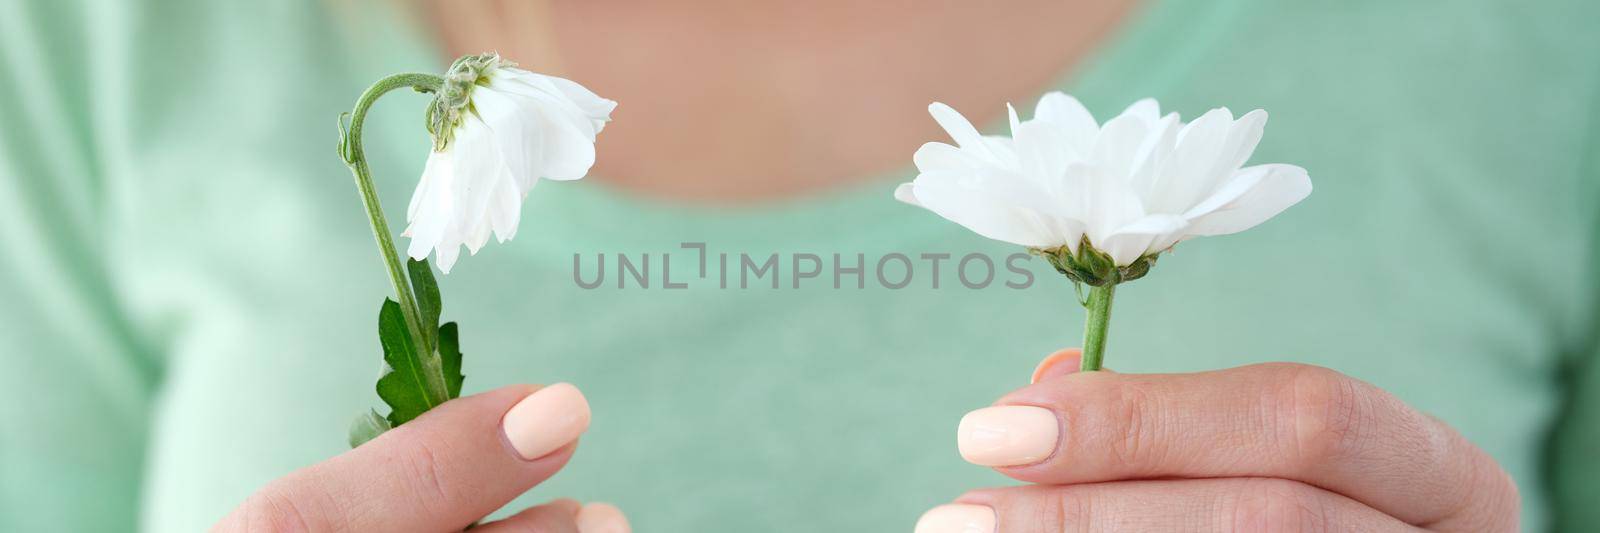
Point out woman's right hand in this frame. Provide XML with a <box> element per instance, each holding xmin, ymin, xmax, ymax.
<box><xmin>213</xmin><ymin>383</ymin><xmax>630</xmax><ymax>532</ymax></box>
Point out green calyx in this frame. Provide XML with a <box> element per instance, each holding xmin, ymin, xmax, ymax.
<box><xmin>1031</xmin><ymin>236</ymin><xmax>1159</xmax><ymax>287</ymax></box>
<box><xmin>425</xmin><ymin>52</ymin><xmax>514</xmax><ymax>151</ymax></box>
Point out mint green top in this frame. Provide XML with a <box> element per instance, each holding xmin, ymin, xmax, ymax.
<box><xmin>3</xmin><ymin>1</ymin><xmax>1599</xmax><ymax>531</ymax></box>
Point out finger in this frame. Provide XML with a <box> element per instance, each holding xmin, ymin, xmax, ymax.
<box><xmin>959</xmin><ymin>363</ymin><xmax>1517</xmax><ymax>529</ymax></box>
<box><xmin>474</xmin><ymin>499</ymin><xmax>582</xmax><ymax>533</ymax></box>
<box><xmin>476</xmin><ymin>501</ymin><xmax>632</xmax><ymax>533</ymax></box>
<box><xmin>915</xmin><ymin>478</ymin><xmax>1417</xmax><ymax>533</ymax></box>
<box><xmin>1030</xmin><ymin>348</ymin><xmax>1116</xmax><ymax>384</ymax></box>
<box><xmin>1030</xmin><ymin>348</ymin><xmax>1081</xmax><ymax>383</ymax></box>
<box><xmin>575</xmin><ymin>502</ymin><xmax>633</xmax><ymax>533</ymax></box>
<box><xmin>216</xmin><ymin>383</ymin><xmax>592</xmax><ymax>532</ymax></box>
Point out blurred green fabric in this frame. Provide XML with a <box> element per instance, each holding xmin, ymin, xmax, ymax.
<box><xmin>3</xmin><ymin>0</ymin><xmax>1599</xmax><ymax>531</ymax></box>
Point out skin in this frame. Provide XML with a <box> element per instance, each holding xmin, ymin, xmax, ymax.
<box><xmin>423</xmin><ymin>0</ymin><xmax>1138</xmax><ymax>201</ymax></box>
<box><xmin>960</xmin><ymin>349</ymin><xmax>1520</xmax><ymax>532</ymax></box>
<box><xmin>222</xmin><ymin>1</ymin><xmax>1520</xmax><ymax>530</ymax></box>
<box><xmin>213</xmin><ymin>385</ymin><xmax>589</xmax><ymax>532</ymax></box>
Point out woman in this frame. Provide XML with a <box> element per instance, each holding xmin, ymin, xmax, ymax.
<box><xmin>2</xmin><ymin>0</ymin><xmax>1595</xmax><ymax>531</ymax></box>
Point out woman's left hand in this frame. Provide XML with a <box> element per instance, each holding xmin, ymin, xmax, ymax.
<box><xmin>915</xmin><ymin>349</ymin><xmax>1520</xmax><ymax>532</ymax></box>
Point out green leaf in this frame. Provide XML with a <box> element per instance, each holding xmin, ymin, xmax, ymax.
<box><xmin>439</xmin><ymin>322</ymin><xmax>465</xmax><ymax>399</ymax></box>
<box><xmin>377</xmin><ymin>299</ymin><xmax>442</xmax><ymax>426</ymax></box>
<box><xmin>407</xmin><ymin>258</ymin><xmax>442</xmax><ymax>345</ymax></box>
<box><xmin>409</xmin><ymin>257</ymin><xmax>465</xmax><ymax>399</ymax></box>
<box><xmin>348</xmin><ymin>408</ymin><xmax>392</xmax><ymax>448</ymax></box>
<box><xmin>365</xmin><ymin>260</ymin><xmax>466</xmax><ymax>428</ymax></box>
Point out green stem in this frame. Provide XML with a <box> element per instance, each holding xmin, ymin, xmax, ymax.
<box><xmin>338</xmin><ymin>72</ymin><xmax>449</xmax><ymax>405</ymax></box>
<box><xmin>1080</xmin><ymin>283</ymin><xmax>1115</xmax><ymax>371</ymax></box>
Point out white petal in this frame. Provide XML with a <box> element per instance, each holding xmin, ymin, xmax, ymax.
<box><xmin>893</xmin><ymin>182</ymin><xmax>920</xmax><ymax>205</ymax></box>
<box><xmin>1032</xmin><ymin>92</ymin><xmax>1098</xmax><ymax>152</ymax></box>
<box><xmin>1175</xmin><ymin>107</ymin><xmax>1232</xmax><ymax>145</ymax></box>
<box><xmin>493</xmin><ymin>70</ymin><xmax>605</xmax><ymax>134</ymax></box>
<box><xmin>906</xmin><ymin>173</ymin><xmax>1076</xmax><ymax>248</ymax></box>
<box><xmin>450</xmin><ymin>116</ymin><xmax>503</xmax><ymax>224</ymax></box>
<box><xmin>928</xmin><ymin>102</ymin><xmax>990</xmax><ymax>153</ymax></box>
<box><xmin>1182</xmin><ymin>162</ymin><xmax>1269</xmax><ymax>219</ymax></box>
<box><xmin>1078</xmin><ymin>163</ymin><xmax>1145</xmax><ymax>243</ymax></box>
<box><xmin>913</xmin><ymin>142</ymin><xmax>978</xmax><ymax>173</ymax></box>
<box><xmin>1215</xmin><ymin>109</ymin><xmax>1267</xmax><ymax>177</ymax></box>
<box><xmin>1129</xmin><ymin>113</ymin><xmax>1182</xmax><ymax>197</ymax></box>
<box><xmin>980</xmin><ymin>135</ymin><xmax>1018</xmax><ymax>167</ymax></box>
<box><xmin>408</xmin><ymin>150</ymin><xmax>447</xmax><ymax>222</ymax></box>
<box><xmin>489</xmin><ymin>85</ymin><xmax>598</xmax><ymax>182</ymax></box>
<box><xmin>529</xmin><ymin>109</ymin><xmax>597</xmax><ymax>181</ymax></box>
<box><xmin>489</xmin><ymin>77</ymin><xmax>607</xmax><ymax>184</ymax></box>
<box><xmin>471</xmin><ymin>87</ymin><xmax>542</xmax><ymax>189</ymax></box>
<box><xmin>1148</xmin><ymin>107</ymin><xmax>1234</xmax><ymax>214</ymax></box>
<box><xmin>547</xmin><ymin>78</ymin><xmax>616</xmax><ymax>129</ymax></box>
<box><xmin>405</xmin><ymin>151</ymin><xmax>455</xmax><ymax>261</ymax></box>
<box><xmin>1013</xmin><ymin>119</ymin><xmax>1079</xmax><ymax>200</ymax></box>
<box><xmin>435</xmin><ymin>240</ymin><xmax>462</xmax><ymax>274</ymax></box>
<box><xmin>1100</xmin><ymin>233</ymin><xmax>1157</xmax><ymax>266</ymax></box>
<box><xmin>1112</xmin><ymin>213</ymin><xmax>1188</xmax><ymax>235</ymax></box>
<box><xmin>1090</xmin><ymin>112</ymin><xmax>1152</xmax><ymax>179</ymax></box>
<box><xmin>1184</xmin><ymin>164</ymin><xmax>1311</xmax><ymax>236</ymax></box>
<box><xmin>1119</xmin><ymin>98</ymin><xmax>1161</xmax><ymax>125</ymax></box>
<box><xmin>488</xmin><ymin>175</ymin><xmax>523</xmax><ymax>242</ymax></box>
<box><xmin>464</xmin><ymin>215</ymin><xmax>492</xmax><ymax>254</ymax></box>
<box><xmin>1099</xmin><ymin>214</ymin><xmax>1187</xmax><ymax>265</ymax></box>
<box><xmin>500</xmin><ymin>68</ymin><xmax>616</xmax><ymax>133</ymax></box>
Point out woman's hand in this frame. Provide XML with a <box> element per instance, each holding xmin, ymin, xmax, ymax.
<box><xmin>916</xmin><ymin>350</ymin><xmax>1519</xmax><ymax>532</ymax></box>
<box><xmin>214</xmin><ymin>383</ymin><xmax>631</xmax><ymax>532</ymax></box>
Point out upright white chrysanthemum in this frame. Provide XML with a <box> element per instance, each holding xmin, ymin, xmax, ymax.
<box><xmin>896</xmin><ymin>92</ymin><xmax>1310</xmax><ymax>277</ymax></box>
<box><xmin>404</xmin><ymin>53</ymin><xmax>616</xmax><ymax>273</ymax></box>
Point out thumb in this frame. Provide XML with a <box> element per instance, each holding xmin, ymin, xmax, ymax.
<box><xmin>216</xmin><ymin>383</ymin><xmax>591</xmax><ymax>532</ymax></box>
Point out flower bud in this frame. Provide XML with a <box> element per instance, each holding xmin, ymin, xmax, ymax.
<box><xmin>1033</xmin><ymin>237</ymin><xmax>1159</xmax><ymax>287</ymax></box>
<box><xmin>426</xmin><ymin>52</ymin><xmax>511</xmax><ymax>151</ymax></box>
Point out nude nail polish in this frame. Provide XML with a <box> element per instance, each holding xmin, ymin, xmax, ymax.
<box><xmin>576</xmin><ymin>502</ymin><xmax>631</xmax><ymax>533</ymax></box>
<box><xmin>957</xmin><ymin>405</ymin><xmax>1059</xmax><ymax>467</ymax></box>
<box><xmin>915</xmin><ymin>504</ymin><xmax>995</xmax><ymax>533</ymax></box>
<box><xmin>501</xmin><ymin>383</ymin><xmax>591</xmax><ymax>460</ymax></box>
<box><xmin>1031</xmin><ymin>349</ymin><xmax>1080</xmax><ymax>383</ymax></box>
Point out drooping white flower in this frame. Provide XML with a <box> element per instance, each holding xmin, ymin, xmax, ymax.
<box><xmin>404</xmin><ymin>53</ymin><xmax>616</xmax><ymax>273</ymax></box>
<box><xmin>896</xmin><ymin>92</ymin><xmax>1310</xmax><ymax>275</ymax></box>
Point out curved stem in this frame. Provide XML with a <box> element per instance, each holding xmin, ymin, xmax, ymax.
<box><xmin>1080</xmin><ymin>283</ymin><xmax>1115</xmax><ymax>371</ymax></box>
<box><xmin>339</xmin><ymin>73</ymin><xmax>448</xmax><ymax>404</ymax></box>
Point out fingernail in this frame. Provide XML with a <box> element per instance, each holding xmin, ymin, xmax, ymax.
<box><xmin>502</xmin><ymin>383</ymin><xmax>591</xmax><ymax>460</ymax></box>
<box><xmin>957</xmin><ymin>405</ymin><xmax>1058</xmax><ymax>467</ymax></box>
<box><xmin>914</xmin><ymin>504</ymin><xmax>995</xmax><ymax>533</ymax></box>
<box><xmin>1031</xmin><ymin>349</ymin><xmax>1080</xmax><ymax>383</ymax></box>
<box><xmin>576</xmin><ymin>502</ymin><xmax>631</xmax><ymax>533</ymax></box>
